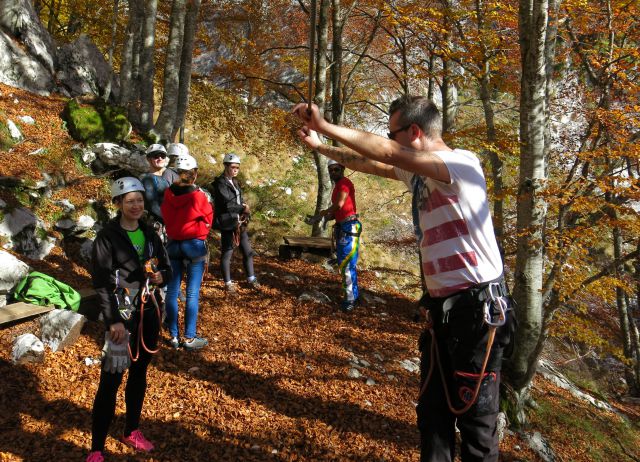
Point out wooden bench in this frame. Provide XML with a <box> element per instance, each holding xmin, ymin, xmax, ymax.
<box><xmin>279</xmin><ymin>236</ymin><xmax>333</xmax><ymax>259</ymax></box>
<box><xmin>0</xmin><ymin>302</ymin><xmax>54</xmax><ymax>326</ymax></box>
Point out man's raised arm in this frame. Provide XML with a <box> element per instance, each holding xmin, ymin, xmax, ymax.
<box><xmin>297</xmin><ymin>126</ymin><xmax>397</xmax><ymax>180</ymax></box>
<box><xmin>293</xmin><ymin>103</ymin><xmax>449</xmax><ymax>183</ymax></box>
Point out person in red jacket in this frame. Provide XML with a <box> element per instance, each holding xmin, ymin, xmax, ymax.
<box><xmin>161</xmin><ymin>153</ymin><xmax>213</xmax><ymax>350</ymax></box>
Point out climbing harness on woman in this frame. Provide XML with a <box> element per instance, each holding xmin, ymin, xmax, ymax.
<box><xmin>87</xmin><ymin>177</ymin><xmax>172</xmax><ymax>462</ymax></box>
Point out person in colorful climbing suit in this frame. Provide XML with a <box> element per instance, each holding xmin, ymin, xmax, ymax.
<box><xmin>307</xmin><ymin>159</ymin><xmax>362</xmax><ymax>313</ymax></box>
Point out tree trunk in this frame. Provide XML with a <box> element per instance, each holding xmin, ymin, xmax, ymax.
<box><xmin>47</xmin><ymin>0</ymin><xmax>57</xmax><ymax>34</ymax></box>
<box><xmin>103</xmin><ymin>0</ymin><xmax>120</xmax><ymax>102</ymax></box>
<box><xmin>441</xmin><ymin>56</ymin><xmax>457</xmax><ymax>133</ymax></box>
<box><xmin>474</xmin><ymin>0</ymin><xmax>503</xmax><ymax>247</ymax></box>
<box><xmin>427</xmin><ymin>52</ymin><xmax>435</xmax><ymax>101</ymax></box>
<box><xmin>154</xmin><ymin>0</ymin><xmax>187</xmax><ymax>140</ymax></box>
<box><xmin>331</xmin><ymin>0</ymin><xmax>343</xmax><ymax>126</ymax></box>
<box><xmin>631</xmin><ymin>242</ymin><xmax>640</xmax><ymax>396</ymax></box>
<box><xmin>478</xmin><ymin>68</ymin><xmax>503</xmax><ymax>247</ymax></box>
<box><xmin>506</xmin><ymin>0</ymin><xmax>551</xmax><ymax>425</ymax></box>
<box><xmin>172</xmin><ymin>0</ymin><xmax>201</xmax><ymax>141</ymax></box>
<box><xmin>311</xmin><ymin>0</ymin><xmax>332</xmax><ymax>237</ymax></box>
<box><xmin>440</xmin><ymin>9</ymin><xmax>457</xmax><ymax>133</ymax></box>
<box><xmin>613</xmin><ymin>226</ymin><xmax>638</xmax><ymax>395</ymax></box>
<box><xmin>120</xmin><ymin>0</ymin><xmax>143</xmax><ymax>117</ymax></box>
<box><xmin>129</xmin><ymin>23</ymin><xmax>143</xmax><ymax>126</ymax></box>
<box><xmin>138</xmin><ymin>0</ymin><xmax>158</xmax><ymax>133</ymax></box>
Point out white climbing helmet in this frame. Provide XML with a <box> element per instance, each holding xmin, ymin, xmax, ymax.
<box><xmin>327</xmin><ymin>159</ymin><xmax>343</xmax><ymax>168</ymax></box>
<box><xmin>174</xmin><ymin>154</ymin><xmax>198</xmax><ymax>170</ymax></box>
<box><xmin>111</xmin><ymin>177</ymin><xmax>145</xmax><ymax>199</ymax></box>
<box><xmin>145</xmin><ymin>143</ymin><xmax>167</xmax><ymax>156</ymax></box>
<box><xmin>223</xmin><ymin>152</ymin><xmax>241</xmax><ymax>165</ymax></box>
<box><xmin>167</xmin><ymin>142</ymin><xmax>189</xmax><ymax>157</ymax></box>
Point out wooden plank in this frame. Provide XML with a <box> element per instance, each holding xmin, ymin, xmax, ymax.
<box><xmin>283</xmin><ymin>236</ymin><xmax>332</xmax><ymax>249</ymax></box>
<box><xmin>0</xmin><ymin>302</ymin><xmax>54</xmax><ymax>325</ymax></box>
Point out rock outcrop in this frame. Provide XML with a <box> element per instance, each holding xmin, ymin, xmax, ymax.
<box><xmin>0</xmin><ymin>0</ymin><xmax>56</xmax><ymax>95</ymax></box>
<box><xmin>0</xmin><ymin>2</ymin><xmax>118</xmax><ymax>100</ymax></box>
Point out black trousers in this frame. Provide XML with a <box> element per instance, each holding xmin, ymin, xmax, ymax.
<box><xmin>416</xmin><ymin>289</ymin><xmax>511</xmax><ymax>462</ymax></box>
<box><xmin>220</xmin><ymin>228</ymin><xmax>255</xmax><ymax>283</ymax></box>
<box><xmin>91</xmin><ymin>307</ymin><xmax>160</xmax><ymax>451</ymax></box>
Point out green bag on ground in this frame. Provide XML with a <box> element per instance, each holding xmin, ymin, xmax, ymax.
<box><xmin>13</xmin><ymin>271</ymin><xmax>81</xmax><ymax>311</ymax></box>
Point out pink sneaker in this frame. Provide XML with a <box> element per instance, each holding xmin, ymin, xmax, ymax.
<box><xmin>86</xmin><ymin>451</ymin><xmax>104</xmax><ymax>462</ymax></box>
<box><xmin>120</xmin><ymin>429</ymin><xmax>154</xmax><ymax>452</ymax></box>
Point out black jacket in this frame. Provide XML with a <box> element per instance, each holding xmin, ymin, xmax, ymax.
<box><xmin>212</xmin><ymin>174</ymin><xmax>245</xmax><ymax>231</ymax></box>
<box><xmin>91</xmin><ymin>217</ymin><xmax>172</xmax><ymax>328</ymax></box>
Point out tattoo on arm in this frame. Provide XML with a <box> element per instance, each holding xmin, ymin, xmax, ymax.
<box><xmin>317</xmin><ymin>144</ymin><xmax>395</xmax><ymax>178</ymax></box>
<box><xmin>321</xmin><ymin>145</ymin><xmax>368</xmax><ymax>165</ymax></box>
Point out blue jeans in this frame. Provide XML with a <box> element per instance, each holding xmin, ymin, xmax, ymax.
<box><xmin>165</xmin><ymin>239</ymin><xmax>207</xmax><ymax>339</ymax></box>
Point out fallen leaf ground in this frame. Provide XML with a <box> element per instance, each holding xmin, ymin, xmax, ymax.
<box><xmin>2</xmin><ymin>254</ymin><xmax>638</xmax><ymax>461</ymax></box>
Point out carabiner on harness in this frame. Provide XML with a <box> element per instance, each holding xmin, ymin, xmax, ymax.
<box><xmin>113</xmin><ymin>269</ymin><xmax>135</xmax><ymax>320</ymax></box>
<box><xmin>482</xmin><ymin>282</ymin><xmax>507</xmax><ymax>327</ymax></box>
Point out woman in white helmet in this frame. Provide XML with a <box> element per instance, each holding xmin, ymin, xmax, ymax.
<box><xmin>87</xmin><ymin>177</ymin><xmax>172</xmax><ymax>462</ymax></box>
<box><xmin>161</xmin><ymin>153</ymin><xmax>213</xmax><ymax>350</ymax></box>
<box><xmin>211</xmin><ymin>152</ymin><xmax>259</xmax><ymax>293</ymax></box>
<box><xmin>139</xmin><ymin>144</ymin><xmax>175</xmax><ymax>240</ymax></box>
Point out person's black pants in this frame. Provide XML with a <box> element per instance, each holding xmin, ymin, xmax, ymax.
<box><xmin>417</xmin><ymin>332</ymin><xmax>500</xmax><ymax>461</ymax></box>
<box><xmin>220</xmin><ymin>228</ymin><xmax>255</xmax><ymax>283</ymax></box>
<box><xmin>91</xmin><ymin>307</ymin><xmax>159</xmax><ymax>451</ymax></box>
<box><xmin>416</xmin><ymin>289</ymin><xmax>510</xmax><ymax>462</ymax></box>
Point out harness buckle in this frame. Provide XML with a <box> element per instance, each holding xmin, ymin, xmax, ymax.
<box><xmin>483</xmin><ymin>282</ymin><xmax>507</xmax><ymax>327</ymax></box>
<box><xmin>115</xmin><ymin>287</ymin><xmax>134</xmax><ymax>320</ymax></box>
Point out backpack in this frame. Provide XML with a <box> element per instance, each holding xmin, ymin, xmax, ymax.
<box><xmin>13</xmin><ymin>271</ymin><xmax>82</xmax><ymax>311</ymax></box>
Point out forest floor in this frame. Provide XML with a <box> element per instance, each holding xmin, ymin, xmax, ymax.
<box><xmin>1</xmin><ymin>253</ymin><xmax>639</xmax><ymax>461</ymax></box>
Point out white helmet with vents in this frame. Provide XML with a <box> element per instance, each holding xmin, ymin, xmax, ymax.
<box><xmin>111</xmin><ymin>177</ymin><xmax>145</xmax><ymax>199</ymax></box>
<box><xmin>174</xmin><ymin>154</ymin><xmax>198</xmax><ymax>170</ymax></box>
<box><xmin>223</xmin><ymin>153</ymin><xmax>241</xmax><ymax>164</ymax></box>
<box><xmin>167</xmin><ymin>143</ymin><xmax>189</xmax><ymax>157</ymax></box>
<box><xmin>145</xmin><ymin>143</ymin><xmax>167</xmax><ymax>156</ymax></box>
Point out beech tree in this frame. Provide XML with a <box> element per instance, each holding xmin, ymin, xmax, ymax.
<box><xmin>154</xmin><ymin>0</ymin><xmax>188</xmax><ymax>140</ymax></box>
<box><xmin>174</xmin><ymin>0</ymin><xmax>201</xmax><ymax>140</ymax></box>
<box><xmin>154</xmin><ymin>0</ymin><xmax>202</xmax><ymax>141</ymax></box>
<box><xmin>506</xmin><ymin>0</ymin><xmax>554</xmax><ymax>424</ymax></box>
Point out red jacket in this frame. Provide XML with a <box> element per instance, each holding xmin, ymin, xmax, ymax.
<box><xmin>161</xmin><ymin>185</ymin><xmax>213</xmax><ymax>240</ymax></box>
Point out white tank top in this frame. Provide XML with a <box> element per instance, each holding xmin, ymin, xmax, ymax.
<box><xmin>395</xmin><ymin>149</ymin><xmax>503</xmax><ymax>297</ymax></box>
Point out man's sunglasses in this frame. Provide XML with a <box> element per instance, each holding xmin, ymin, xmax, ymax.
<box><xmin>387</xmin><ymin>123</ymin><xmax>412</xmax><ymax>140</ymax></box>
<box><xmin>149</xmin><ymin>153</ymin><xmax>167</xmax><ymax>159</ymax></box>
<box><xmin>328</xmin><ymin>166</ymin><xmax>342</xmax><ymax>173</ymax></box>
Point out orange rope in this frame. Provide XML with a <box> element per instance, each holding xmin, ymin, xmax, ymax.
<box><xmin>418</xmin><ymin>312</ymin><xmax>497</xmax><ymax>416</ymax></box>
<box><xmin>127</xmin><ymin>280</ymin><xmax>161</xmax><ymax>361</ymax></box>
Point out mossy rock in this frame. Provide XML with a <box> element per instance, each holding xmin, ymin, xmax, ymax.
<box><xmin>63</xmin><ymin>99</ymin><xmax>131</xmax><ymax>144</ymax></box>
<box><xmin>101</xmin><ymin>104</ymin><xmax>132</xmax><ymax>141</ymax></box>
<box><xmin>64</xmin><ymin>99</ymin><xmax>104</xmax><ymax>143</ymax></box>
<box><xmin>0</xmin><ymin>120</ymin><xmax>16</xmax><ymax>151</ymax></box>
